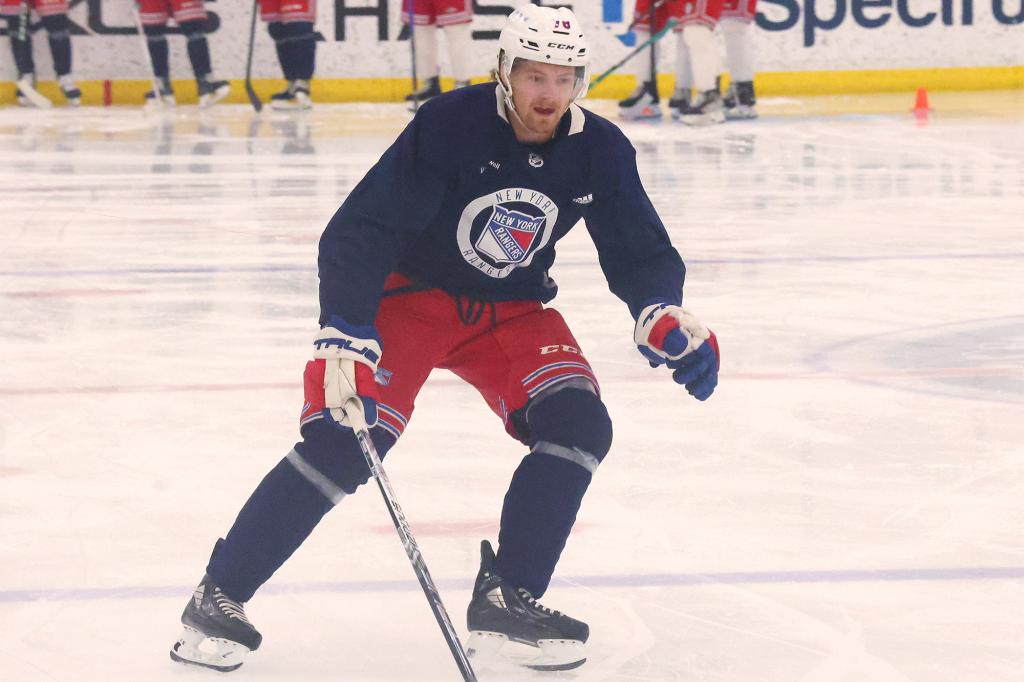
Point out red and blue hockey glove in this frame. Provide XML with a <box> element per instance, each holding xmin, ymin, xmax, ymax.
<box><xmin>634</xmin><ymin>303</ymin><xmax>720</xmax><ymax>401</ymax></box>
<box><xmin>312</xmin><ymin>316</ymin><xmax>382</xmax><ymax>429</ymax></box>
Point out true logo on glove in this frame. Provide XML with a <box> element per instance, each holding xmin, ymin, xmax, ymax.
<box><xmin>314</xmin><ymin>338</ymin><xmax>381</xmax><ymax>363</ymax></box>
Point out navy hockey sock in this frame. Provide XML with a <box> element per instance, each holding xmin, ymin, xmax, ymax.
<box><xmin>143</xmin><ymin>25</ymin><xmax>170</xmax><ymax>80</ymax></box>
<box><xmin>180</xmin><ymin>21</ymin><xmax>212</xmax><ymax>81</ymax></box>
<box><xmin>7</xmin><ymin>16</ymin><xmax>34</xmax><ymax>76</ymax></box>
<box><xmin>41</xmin><ymin>15</ymin><xmax>71</xmax><ymax>76</ymax></box>
<box><xmin>275</xmin><ymin>22</ymin><xmax>315</xmax><ymax>81</ymax></box>
<box><xmin>206</xmin><ymin>420</ymin><xmax>394</xmax><ymax>602</ymax></box>
<box><xmin>495</xmin><ymin>388</ymin><xmax>613</xmax><ymax>597</ymax></box>
<box><xmin>267</xmin><ymin>22</ymin><xmax>293</xmax><ymax>80</ymax></box>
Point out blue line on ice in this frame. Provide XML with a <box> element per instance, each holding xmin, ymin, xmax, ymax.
<box><xmin>3</xmin><ymin>566</ymin><xmax>1022</xmax><ymax>604</ymax></box>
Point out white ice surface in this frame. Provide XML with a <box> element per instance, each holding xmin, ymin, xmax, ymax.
<box><xmin>0</xmin><ymin>99</ymin><xmax>1022</xmax><ymax>681</ymax></box>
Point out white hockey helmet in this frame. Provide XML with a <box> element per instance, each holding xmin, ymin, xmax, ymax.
<box><xmin>497</xmin><ymin>4</ymin><xmax>590</xmax><ymax>110</ymax></box>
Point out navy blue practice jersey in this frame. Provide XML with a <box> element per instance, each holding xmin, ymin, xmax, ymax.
<box><xmin>318</xmin><ymin>83</ymin><xmax>685</xmax><ymax>327</ymax></box>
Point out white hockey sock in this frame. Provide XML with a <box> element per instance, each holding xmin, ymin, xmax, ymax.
<box><xmin>412</xmin><ymin>23</ymin><xmax>439</xmax><ymax>80</ymax></box>
<box><xmin>630</xmin><ymin>28</ymin><xmax>656</xmax><ymax>87</ymax></box>
<box><xmin>721</xmin><ymin>19</ymin><xmax>755</xmax><ymax>82</ymax></box>
<box><xmin>682</xmin><ymin>24</ymin><xmax>721</xmax><ymax>93</ymax></box>
<box><xmin>442</xmin><ymin>23</ymin><xmax>473</xmax><ymax>82</ymax></box>
<box><xmin>674</xmin><ymin>31</ymin><xmax>693</xmax><ymax>94</ymax></box>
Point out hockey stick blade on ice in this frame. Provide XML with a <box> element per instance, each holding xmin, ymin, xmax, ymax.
<box><xmin>343</xmin><ymin>399</ymin><xmax>477</xmax><ymax>682</ymax></box>
<box><xmin>244</xmin><ymin>0</ymin><xmax>262</xmax><ymax>112</ymax></box>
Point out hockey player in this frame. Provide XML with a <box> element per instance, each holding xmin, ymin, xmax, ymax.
<box><xmin>169</xmin><ymin>3</ymin><xmax>720</xmax><ymax>674</ymax></box>
<box><xmin>619</xmin><ymin>0</ymin><xmax>725</xmax><ymax>125</ymax></box>
<box><xmin>137</xmin><ymin>0</ymin><xmax>230</xmax><ymax>107</ymax></box>
<box><xmin>402</xmin><ymin>0</ymin><xmax>474</xmax><ymax>103</ymax></box>
<box><xmin>2</xmin><ymin>0</ymin><xmax>80</xmax><ymax>107</ymax></box>
<box><xmin>260</xmin><ymin>0</ymin><xmax>317</xmax><ymax>110</ymax></box>
<box><xmin>719</xmin><ymin>0</ymin><xmax>758</xmax><ymax>119</ymax></box>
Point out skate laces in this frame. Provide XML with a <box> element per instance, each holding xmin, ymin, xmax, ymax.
<box><xmin>517</xmin><ymin>588</ymin><xmax>561</xmax><ymax>617</ymax></box>
<box><xmin>213</xmin><ymin>588</ymin><xmax>253</xmax><ymax>626</ymax></box>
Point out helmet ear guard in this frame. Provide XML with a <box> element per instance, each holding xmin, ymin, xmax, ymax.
<box><xmin>496</xmin><ymin>4</ymin><xmax>591</xmax><ymax>113</ymax></box>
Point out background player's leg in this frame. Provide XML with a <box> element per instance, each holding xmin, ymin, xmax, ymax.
<box><xmin>721</xmin><ymin>18</ymin><xmax>757</xmax><ymax>118</ymax></box>
<box><xmin>406</xmin><ymin>24</ymin><xmax>440</xmax><ymax>102</ymax></box>
<box><xmin>6</xmin><ymin>13</ymin><xmax>34</xmax><ymax>77</ymax></box>
<box><xmin>178</xmin><ymin>19</ymin><xmax>230</xmax><ymax>106</ymax></box>
<box><xmin>441</xmin><ymin>22</ymin><xmax>472</xmax><ymax>89</ymax></box>
<box><xmin>40</xmin><ymin>14</ymin><xmax>79</xmax><ymax>105</ymax></box>
<box><xmin>269</xmin><ymin>21</ymin><xmax>315</xmax><ymax>109</ymax></box>
<box><xmin>7</xmin><ymin>12</ymin><xmax>50</xmax><ymax>107</ymax></box>
<box><xmin>679</xmin><ymin>23</ymin><xmax>725</xmax><ymax>125</ymax></box>
<box><xmin>668</xmin><ymin>29</ymin><xmax>693</xmax><ymax>118</ymax></box>
<box><xmin>618</xmin><ymin>27</ymin><xmax>661</xmax><ymax>120</ymax></box>
<box><xmin>143</xmin><ymin>23</ymin><xmax>175</xmax><ymax>105</ymax></box>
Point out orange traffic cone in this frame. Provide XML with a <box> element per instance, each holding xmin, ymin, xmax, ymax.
<box><xmin>911</xmin><ymin>87</ymin><xmax>932</xmax><ymax>114</ymax></box>
<box><xmin>911</xmin><ymin>87</ymin><xmax>932</xmax><ymax>124</ymax></box>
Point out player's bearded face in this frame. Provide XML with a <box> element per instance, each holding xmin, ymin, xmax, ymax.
<box><xmin>508</xmin><ymin>61</ymin><xmax>577</xmax><ymax>143</ymax></box>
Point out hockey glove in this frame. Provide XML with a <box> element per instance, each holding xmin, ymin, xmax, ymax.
<box><xmin>313</xmin><ymin>316</ymin><xmax>382</xmax><ymax>429</ymax></box>
<box><xmin>634</xmin><ymin>303</ymin><xmax>720</xmax><ymax>401</ymax></box>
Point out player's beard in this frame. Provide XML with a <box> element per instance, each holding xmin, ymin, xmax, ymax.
<box><xmin>515</xmin><ymin>101</ymin><xmax>568</xmax><ymax>142</ymax></box>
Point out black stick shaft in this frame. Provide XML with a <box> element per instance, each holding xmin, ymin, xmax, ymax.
<box><xmin>346</xmin><ymin>401</ymin><xmax>477</xmax><ymax>681</ymax></box>
<box><xmin>244</xmin><ymin>0</ymin><xmax>263</xmax><ymax>112</ymax></box>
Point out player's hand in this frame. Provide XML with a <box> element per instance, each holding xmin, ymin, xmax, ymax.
<box><xmin>634</xmin><ymin>303</ymin><xmax>720</xmax><ymax>401</ymax></box>
<box><xmin>313</xmin><ymin>316</ymin><xmax>382</xmax><ymax>429</ymax></box>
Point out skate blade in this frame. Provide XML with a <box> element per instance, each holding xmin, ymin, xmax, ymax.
<box><xmin>725</xmin><ymin>107</ymin><xmax>758</xmax><ymax>120</ymax></box>
<box><xmin>619</xmin><ymin>106</ymin><xmax>662</xmax><ymax>121</ymax></box>
<box><xmin>467</xmin><ymin>631</ymin><xmax>586</xmax><ymax>672</ymax></box>
<box><xmin>680</xmin><ymin>111</ymin><xmax>726</xmax><ymax>126</ymax></box>
<box><xmin>169</xmin><ymin>626</ymin><xmax>250</xmax><ymax>672</ymax></box>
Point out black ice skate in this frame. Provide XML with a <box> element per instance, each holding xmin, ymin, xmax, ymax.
<box><xmin>198</xmin><ymin>77</ymin><xmax>231</xmax><ymax>108</ymax></box>
<box><xmin>270</xmin><ymin>79</ymin><xmax>312</xmax><ymax>110</ymax></box>
<box><xmin>405</xmin><ymin>75</ymin><xmax>441</xmax><ymax>103</ymax></box>
<box><xmin>668</xmin><ymin>87</ymin><xmax>692</xmax><ymax>120</ymax></box>
<box><xmin>679</xmin><ymin>88</ymin><xmax>725</xmax><ymax>126</ymax></box>
<box><xmin>169</xmin><ymin>574</ymin><xmax>262</xmax><ymax>672</ymax></box>
<box><xmin>466</xmin><ymin>540</ymin><xmax>589</xmax><ymax>672</ymax></box>
<box><xmin>144</xmin><ymin>78</ymin><xmax>176</xmax><ymax>108</ymax></box>
<box><xmin>15</xmin><ymin>74</ymin><xmax>52</xmax><ymax>109</ymax></box>
<box><xmin>618</xmin><ymin>80</ymin><xmax>661</xmax><ymax>120</ymax></box>
<box><xmin>59</xmin><ymin>75</ymin><xmax>81</xmax><ymax>107</ymax></box>
<box><xmin>723</xmin><ymin>80</ymin><xmax>758</xmax><ymax>120</ymax></box>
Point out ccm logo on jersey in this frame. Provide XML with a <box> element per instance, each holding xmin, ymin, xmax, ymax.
<box><xmin>314</xmin><ymin>338</ymin><xmax>381</xmax><ymax>363</ymax></box>
<box><xmin>540</xmin><ymin>344</ymin><xmax>580</xmax><ymax>355</ymax></box>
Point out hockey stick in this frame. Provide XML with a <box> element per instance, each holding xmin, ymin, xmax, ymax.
<box><xmin>243</xmin><ymin>0</ymin><xmax>262</xmax><ymax>112</ymax></box>
<box><xmin>615</xmin><ymin>0</ymin><xmax>668</xmax><ymax>46</ymax></box>
<box><xmin>647</xmin><ymin>0</ymin><xmax>656</xmax><ymax>88</ymax></box>
<box><xmin>12</xmin><ymin>0</ymin><xmax>52</xmax><ymax>108</ymax></box>
<box><xmin>343</xmin><ymin>399</ymin><xmax>477</xmax><ymax>682</ymax></box>
<box><xmin>130</xmin><ymin>1</ymin><xmax>164</xmax><ymax>109</ymax></box>
<box><xmin>588</xmin><ymin>19</ymin><xmax>678</xmax><ymax>91</ymax></box>
<box><xmin>406</xmin><ymin>0</ymin><xmax>419</xmax><ymax>112</ymax></box>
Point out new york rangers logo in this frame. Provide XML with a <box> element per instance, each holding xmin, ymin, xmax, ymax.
<box><xmin>475</xmin><ymin>205</ymin><xmax>545</xmax><ymax>265</ymax></box>
<box><xmin>458</xmin><ymin>187</ymin><xmax>560</xmax><ymax>279</ymax></box>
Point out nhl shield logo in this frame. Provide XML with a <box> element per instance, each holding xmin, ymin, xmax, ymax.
<box><xmin>457</xmin><ymin>187</ymin><xmax>560</xmax><ymax>279</ymax></box>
